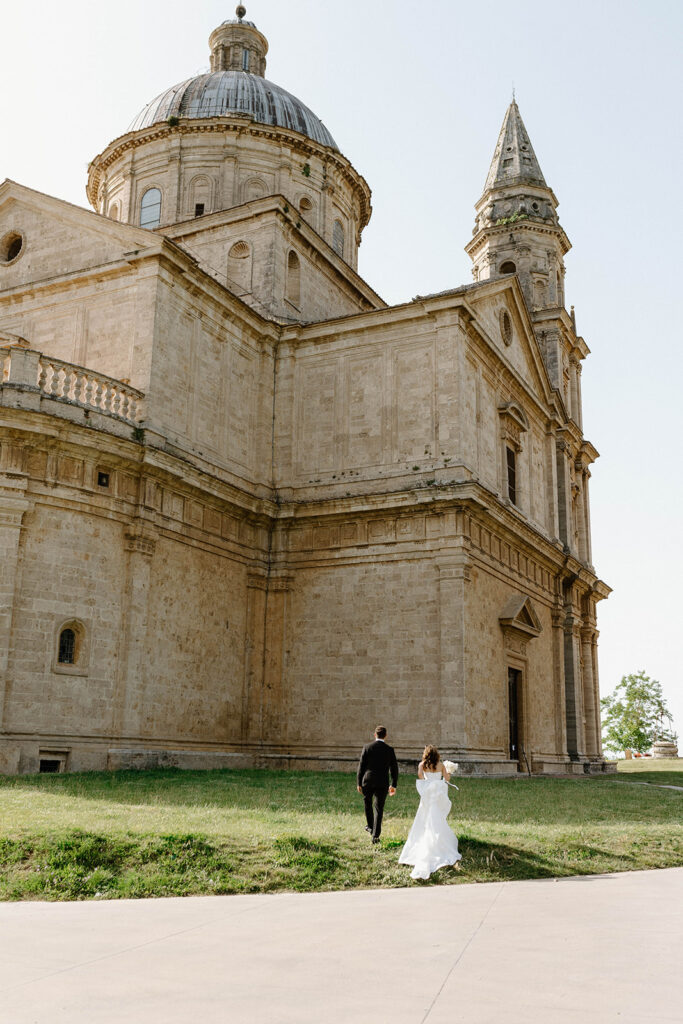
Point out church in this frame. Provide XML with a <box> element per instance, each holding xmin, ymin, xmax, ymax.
<box><xmin>0</xmin><ymin>9</ymin><xmax>610</xmax><ymax>776</ymax></box>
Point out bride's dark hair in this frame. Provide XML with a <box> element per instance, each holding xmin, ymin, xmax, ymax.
<box><xmin>421</xmin><ymin>745</ymin><xmax>439</xmax><ymax>770</ymax></box>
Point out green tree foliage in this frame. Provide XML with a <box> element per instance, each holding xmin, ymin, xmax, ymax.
<box><xmin>601</xmin><ymin>671</ymin><xmax>676</xmax><ymax>754</ymax></box>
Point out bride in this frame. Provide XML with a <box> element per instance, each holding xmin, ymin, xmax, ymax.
<box><xmin>399</xmin><ymin>745</ymin><xmax>462</xmax><ymax>880</ymax></box>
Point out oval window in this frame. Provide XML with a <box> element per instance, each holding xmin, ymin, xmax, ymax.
<box><xmin>1</xmin><ymin>232</ymin><xmax>24</xmax><ymax>263</ymax></box>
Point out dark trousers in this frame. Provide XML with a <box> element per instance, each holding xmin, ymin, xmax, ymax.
<box><xmin>363</xmin><ymin>784</ymin><xmax>388</xmax><ymax>839</ymax></box>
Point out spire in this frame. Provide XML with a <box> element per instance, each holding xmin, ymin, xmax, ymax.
<box><xmin>465</xmin><ymin>99</ymin><xmax>571</xmax><ymax>313</ymax></box>
<box><xmin>483</xmin><ymin>101</ymin><xmax>546</xmax><ymax>194</ymax></box>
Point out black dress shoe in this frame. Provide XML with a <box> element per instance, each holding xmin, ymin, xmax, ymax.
<box><xmin>372</xmin><ymin>837</ymin><xmax>380</xmax><ymax>844</ymax></box>
<box><xmin>365</xmin><ymin>826</ymin><xmax>372</xmax><ymax>833</ymax></box>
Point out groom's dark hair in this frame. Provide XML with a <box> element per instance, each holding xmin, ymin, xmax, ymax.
<box><xmin>375</xmin><ymin>726</ymin><xmax>387</xmax><ymax>739</ymax></box>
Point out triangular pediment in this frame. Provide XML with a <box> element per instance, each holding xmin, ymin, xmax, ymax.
<box><xmin>466</xmin><ymin>278</ymin><xmax>553</xmax><ymax>407</ymax></box>
<box><xmin>0</xmin><ymin>179</ymin><xmax>162</xmax><ymax>289</ymax></box>
<box><xmin>499</xmin><ymin>594</ymin><xmax>542</xmax><ymax>639</ymax></box>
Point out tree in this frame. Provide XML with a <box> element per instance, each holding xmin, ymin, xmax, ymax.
<box><xmin>601</xmin><ymin>671</ymin><xmax>676</xmax><ymax>755</ymax></box>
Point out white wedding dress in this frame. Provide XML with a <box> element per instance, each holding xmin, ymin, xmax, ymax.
<box><xmin>399</xmin><ymin>771</ymin><xmax>462</xmax><ymax>879</ymax></box>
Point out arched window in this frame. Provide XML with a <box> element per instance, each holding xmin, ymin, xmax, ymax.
<box><xmin>228</xmin><ymin>240</ymin><xmax>252</xmax><ymax>294</ymax></box>
<box><xmin>500</xmin><ymin>260</ymin><xmax>516</xmax><ymax>275</ymax></box>
<box><xmin>286</xmin><ymin>250</ymin><xmax>301</xmax><ymax>307</ymax></box>
<box><xmin>188</xmin><ymin>176</ymin><xmax>212</xmax><ymax>219</ymax></box>
<box><xmin>140</xmin><ymin>188</ymin><xmax>162</xmax><ymax>229</ymax></box>
<box><xmin>53</xmin><ymin>619</ymin><xmax>89</xmax><ymax>676</ymax></box>
<box><xmin>332</xmin><ymin>219</ymin><xmax>345</xmax><ymax>258</ymax></box>
<box><xmin>58</xmin><ymin>628</ymin><xmax>76</xmax><ymax>665</ymax></box>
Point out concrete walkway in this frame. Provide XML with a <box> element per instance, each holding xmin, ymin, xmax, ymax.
<box><xmin>1</xmin><ymin>868</ymin><xmax>681</xmax><ymax>1024</ymax></box>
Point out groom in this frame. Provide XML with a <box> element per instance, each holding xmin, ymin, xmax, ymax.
<box><xmin>357</xmin><ymin>725</ymin><xmax>398</xmax><ymax>843</ymax></box>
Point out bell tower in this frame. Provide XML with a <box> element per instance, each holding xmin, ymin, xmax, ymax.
<box><xmin>465</xmin><ymin>100</ymin><xmax>570</xmax><ymax>313</ymax></box>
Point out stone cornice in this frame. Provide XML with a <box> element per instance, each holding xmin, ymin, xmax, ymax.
<box><xmin>465</xmin><ymin>217</ymin><xmax>571</xmax><ymax>259</ymax></box>
<box><xmin>87</xmin><ymin>119</ymin><xmax>373</xmax><ymax>233</ymax></box>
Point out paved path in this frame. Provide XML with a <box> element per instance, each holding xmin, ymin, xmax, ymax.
<box><xmin>1</xmin><ymin>869</ymin><xmax>681</xmax><ymax>1024</ymax></box>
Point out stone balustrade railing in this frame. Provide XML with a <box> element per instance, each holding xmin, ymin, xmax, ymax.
<box><xmin>0</xmin><ymin>345</ymin><xmax>144</xmax><ymax>425</ymax></box>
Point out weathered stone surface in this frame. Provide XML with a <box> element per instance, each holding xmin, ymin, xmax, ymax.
<box><xmin>0</xmin><ymin>17</ymin><xmax>610</xmax><ymax>777</ymax></box>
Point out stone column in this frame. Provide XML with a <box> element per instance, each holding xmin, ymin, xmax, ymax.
<box><xmin>262</xmin><ymin>574</ymin><xmax>293</xmax><ymax>746</ymax></box>
<box><xmin>241</xmin><ymin>572</ymin><xmax>267</xmax><ymax>743</ymax></box>
<box><xmin>582</xmin><ymin>469</ymin><xmax>593</xmax><ymax>566</ymax></box>
<box><xmin>569</xmin><ymin>356</ymin><xmax>580</xmax><ymax>424</ymax></box>
<box><xmin>580</xmin><ymin>625</ymin><xmax>598</xmax><ymax>757</ymax></box>
<box><xmin>555</xmin><ymin>439</ymin><xmax>574</xmax><ymax>549</ymax></box>
<box><xmin>551</xmin><ymin>608</ymin><xmax>568</xmax><ymax>757</ymax></box>
<box><xmin>0</xmin><ymin>455</ymin><xmax>30</xmax><ymax>731</ymax></box>
<box><xmin>111</xmin><ymin>523</ymin><xmax>157</xmax><ymax>739</ymax></box>
<box><xmin>122</xmin><ymin>155</ymin><xmax>136</xmax><ymax>224</ymax></box>
<box><xmin>435</xmin><ymin>551</ymin><xmax>469</xmax><ymax>752</ymax></box>
<box><xmin>591</xmin><ymin>629</ymin><xmax>602</xmax><ymax>756</ymax></box>
<box><xmin>575</xmin><ymin>361</ymin><xmax>584</xmax><ymax>431</ymax></box>
<box><xmin>563</xmin><ymin>591</ymin><xmax>585</xmax><ymax>760</ymax></box>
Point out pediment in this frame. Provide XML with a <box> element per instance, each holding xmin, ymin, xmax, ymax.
<box><xmin>0</xmin><ymin>179</ymin><xmax>160</xmax><ymax>290</ymax></box>
<box><xmin>499</xmin><ymin>593</ymin><xmax>542</xmax><ymax>639</ymax></box>
<box><xmin>466</xmin><ymin>279</ymin><xmax>553</xmax><ymax>408</ymax></box>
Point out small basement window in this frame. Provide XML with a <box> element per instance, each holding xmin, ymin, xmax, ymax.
<box><xmin>40</xmin><ymin>759</ymin><xmax>62</xmax><ymax>774</ymax></box>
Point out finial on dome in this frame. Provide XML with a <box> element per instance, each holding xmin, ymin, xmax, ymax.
<box><xmin>209</xmin><ymin>8</ymin><xmax>268</xmax><ymax>74</ymax></box>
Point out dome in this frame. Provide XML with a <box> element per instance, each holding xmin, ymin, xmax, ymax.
<box><xmin>129</xmin><ymin>71</ymin><xmax>338</xmax><ymax>151</ymax></box>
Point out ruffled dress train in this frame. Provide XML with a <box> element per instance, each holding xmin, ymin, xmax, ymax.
<box><xmin>399</xmin><ymin>772</ymin><xmax>462</xmax><ymax>880</ymax></box>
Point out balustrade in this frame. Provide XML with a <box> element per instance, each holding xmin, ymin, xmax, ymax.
<box><xmin>1</xmin><ymin>346</ymin><xmax>144</xmax><ymax>426</ymax></box>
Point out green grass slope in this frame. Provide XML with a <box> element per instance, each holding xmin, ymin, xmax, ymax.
<box><xmin>0</xmin><ymin>763</ymin><xmax>680</xmax><ymax>901</ymax></box>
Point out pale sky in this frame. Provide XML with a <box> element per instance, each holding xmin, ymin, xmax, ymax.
<box><xmin>3</xmin><ymin>0</ymin><xmax>682</xmax><ymax>743</ymax></box>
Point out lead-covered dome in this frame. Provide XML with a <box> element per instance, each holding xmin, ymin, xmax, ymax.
<box><xmin>130</xmin><ymin>70</ymin><xmax>338</xmax><ymax>150</ymax></box>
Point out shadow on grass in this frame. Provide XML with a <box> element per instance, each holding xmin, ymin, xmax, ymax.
<box><xmin>1</xmin><ymin>768</ymin><xmax>680</xmax><ymax>828</ymax></box>
<box><xmin>0</xmin><ymin>828</ymin><xmax>647</xmax><ymax>902</ymax></box>
<box><xmin>395</xmin><ymin>835</ymin><xmax>639</xmax><ymax>885</ymax></box>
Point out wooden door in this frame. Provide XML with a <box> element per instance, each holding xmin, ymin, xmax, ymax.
<box><xmin>508</xmin><ymin>667</ymin><xmax>521</xmax><ymax>762</ymax></box>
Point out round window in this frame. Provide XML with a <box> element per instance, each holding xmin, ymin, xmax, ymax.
<box><xmin>1</xmin><ymin>232</ymin><xmax>24</xmax><ymax>264</ymax></box>
<box><xmin>500</xmin><ymin>309</ymin><xmax>513</xmax><ymax>346</ymax></box>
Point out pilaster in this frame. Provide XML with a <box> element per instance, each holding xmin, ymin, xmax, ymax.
<box><xmin>242</xmin><ymin>571</ymin><xmax>268</xmax><ymax>742</ymax></box>
<box><xmin>435</xmin><ymin>550</ymin><xmax>470</xmax><ymax>751</ymax></box>
<box><xmin>0</xmin><ymin>466</ymin><xmax>30</xmax><ymax>731</ymax></box>
<box><xmin>111</xmin><ymin>522</ymin><xmax>157</xmax><ymax>738</ymax></box>
<box><xmin>580</xmin><ymin>624</ymin><xmax>599</xmax><ymax>757</ymax></box>
<box><xmin>563</xmin><ymin>591</ymin><xmax>585</xmax><ymax>759</ymax></box>
<box><xmin>262</xmin><ymin>573</ymin><xmax>294</xmax><ymax>743</ymax></box>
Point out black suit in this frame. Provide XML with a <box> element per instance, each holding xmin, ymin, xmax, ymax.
<box><xmin>357</xmin><ymin>739</ymin><xmax>399</xmax><ymax>839</ymax></box>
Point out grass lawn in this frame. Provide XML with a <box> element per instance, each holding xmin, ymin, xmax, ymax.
<box><xmin>0</xmin><ymin>761</ymin><xmax>681</xmax><ymax>901</ymax></box>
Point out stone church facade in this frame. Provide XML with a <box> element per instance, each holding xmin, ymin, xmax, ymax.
<box><xmin>0</xmin><ymin>11</ymin><xmax>609</xmax><ymax>776</ymax></box>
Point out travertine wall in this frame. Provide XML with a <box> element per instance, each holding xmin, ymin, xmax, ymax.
<box><xmin>0</xmin><ymin>181</ymin><xmax>607</xmax><ymax>777</ymax></box>
<box><xmin>162</xmin><ymin>206</ymin><xmax>380</xmax><ymax>323</ymax></box>
<box><xmin>4</xmin><ymin>505</ymin><xmax>125</xmax><ymax>738</ymax></box>
<box><xmin>284</xmin><ymin>558</ymin><xmax>440</xmax><ymax>750</ymax></box>
<box><xmin>139</xmin><ymin>538</ymin><xmax>248</xmax><ymax>743</ymax></box>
